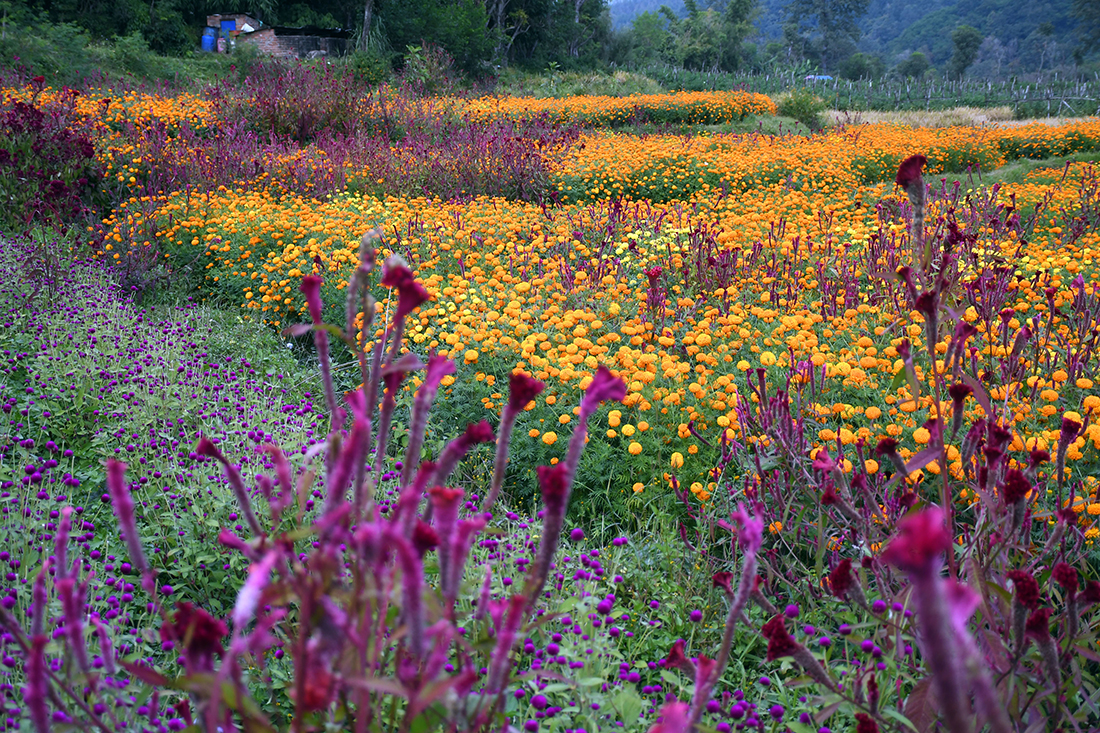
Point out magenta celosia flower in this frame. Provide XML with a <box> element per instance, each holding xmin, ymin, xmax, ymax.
<box><xmin>380</xmin><ymin>256</ymin><xmax>430</xmax><ymax>322</ymax></box>
<box><xmin>1053</xmin><ymin>563</ymin><xmax>1078</xmax><ymax>596</ymax></box>
<box><xmin>1025</xmin><ymin>607</ymin><xmax>1053</xmax><ymax>640</ymax></box>
<box><xmin>160</xmin><ymin>602</ymin><xmax>227</xmax><ymax>673</ymax></box>
<box><xmin>648</xmin><ymin>702</ymin><xmax>690</xmax><ymax>733</ymax></box>
<box><xmin>486</xmin><ymin>594</ymin><xmax>528</xmax><ymax>692</ymax></box>
<box><xmin>663</xmin><ymin>638</ymin><xmax>694</xmax><ymax>674</ymax></box>
<box><xmin>299</xmin><ymin>274</ymin><xmax>324</xmax><ymax>323</ymax></box>
<box><xmin>508</xmin><ymin>371</ymin><xmax>545</xmax><ymax>412</ymax></box>
<box><xmin>855</xmin><ymin>713</ymin><xmax>880</xmax><ymax>733</ymax></box>
<box><xmin>881</xmin><ymin>507</ymin><xmax>950</xmax><ymax>574</ymax></box>
<box><xmin>579</xmin><ymin>365</ymin><xmax>627</xmax><ymax>419</ymax></box>
<box><xmin>1002</xmin><ymin>468</ymin><xmax>1031</xmax><ymax>504</ymax></box>
<box><xmin>538</xmin><ymin>463</ymin><xmax>569</xmax><ymax>516</ymax></box>
<box><xmin>1007</xmin><ymin>570</ymin><xmax>1041</xmax><ymax>611</ymax></box>
<box><xmin>106</xmin><ymin>460</ymin><xmax>152</xmax><ymax>591</ymax></box>
<box><xmin>24</xmin><ymin>634</ymin><xmax>48</xmax><ymax>733</ymax></box>
<box><xmin>730</xmin><ymin>502</ymin><xmax>763</xmax><ymax>555</ymax></box>
<box><xmin>760</xmin><ymin>615</ymin><xmax>800</xmax><ymax>661</ymax></box>
<box><xmin>828</xmin><ymin>558</ymin><xmax>854</xmax><ymax>598</ymax></box>
<box><xmin>712</xmin><ymin>571</ymin><xmax>734</xmax><ymax>595</ymax></box>
<box><xmin>895</xmin><ymin>154</ymin><xmax>928</xmax><ymax>188</ymax></box>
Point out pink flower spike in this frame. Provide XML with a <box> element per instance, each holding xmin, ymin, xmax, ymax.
<box><xmin>881</xmin><ymin>507</ymin><xmax>951</xmax><ymax>574</ymax></box>
<box><xmin>232</xmin><ymin>551</ymin><xmax>278</xmax><ymax>629</ymax></box>
<box><xmin>24</xmin><ymin>634</ymin><xmax>49</xmax><ymax>733</ymax></box>
<box><xmin>106</xmin><ymin>459</ymin><xmax>149</xmax><ymax>579</ymax></box>
<box><xmin>812</xmin><ymin>449</ymin><xmax>837</xmax><ymax>473</ymax></box>
<box><xmin>730</xmin><ymin>502</ymin><xmax>763</xmax><ymax>555</ymax></box>
<box><xmin>579</xmin><ymin>365</ymin><xmax>627</xmax><ymax>419</ymax></box>
<box><xmin>381</xmin><ymin>256</ymin><xmax>430</xmax><ymax>322</ymax></box>
<box><xmin>299</xmin><ymin>274</ymin><xmax>324</xmax><ymax>323</ymax></box>
<box><xmin>944</xmin><ymin>579</ymin><xmax>981</xmax><ymax>635</ymax></box>
<box><xmin>508</xmin><ymin>371</ymin><xmax>545</xmax><ymax>412</ymax></box>
<box><xmin>648</xmin><ymin>702</ymin><xmax>691</xmax><ymax>733</ymax></box>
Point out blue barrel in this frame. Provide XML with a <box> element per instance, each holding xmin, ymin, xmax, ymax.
<box><xmin>201</xmin><ymin>27</ymin><xmax>216</xmax><ymax>52</ymax></box>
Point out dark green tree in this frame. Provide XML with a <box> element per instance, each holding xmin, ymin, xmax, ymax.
<box><xmin>838</xmin><ymin>51</ymin><xmax>883</xmax><ymax>79</ymax></box>
<box><xmin>782</xmin><ymin>0</ymin><xmax>870</xmax><ymax>73</ymax></box>
<box><xmin>1073</xmin><ymin>0</ymin><xmax>1100</xmax><ymax>52</ymax></box>
<box><xmin>720</xmin><ymin>0</ymin><xmax>756</xmax><ymax>70</ymax></box>
<box><xmin>947</xmin><ymin>24</ymin><xmax>982</xmax><ymax>78</ymax></box>
<box><xmin>375</xmin><ymin>0</ymin><xmax>493</xmax><ymax>74</ymax></box>
<box><xmin>895</xmin><ymin>50</ymin><xmax>929</xmax><ymax>78</ymax></box>
<box><xmin>624</xmin><ymin>10</ymin><xmax>673</xmax><ymax>66</ymax></box>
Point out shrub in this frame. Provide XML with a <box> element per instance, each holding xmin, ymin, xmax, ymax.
<box><xmin>0</xmin><ymin>83</ymin><xmax>103</xmax><ymax>232</ymax></box>
<box><xmin>775</xmin><ymin>88</ymin><xmax>826</xmax><ymax>130</ymax></box>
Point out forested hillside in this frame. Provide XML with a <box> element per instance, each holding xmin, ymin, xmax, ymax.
<box><xmin>612</xmin><ymin>0</ymin><xmax>1086</xmax><ymax>72</ymax></box>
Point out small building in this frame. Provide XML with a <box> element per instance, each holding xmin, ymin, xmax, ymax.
<box><xmin>206</xmin><ymin>13</ymin><xmax>262</xmax><ymax>34</ymax></box>
<box><xmin>236</xmin><ymin>25</ymin><xmax>351</xmax><ymax>59</ymax></box>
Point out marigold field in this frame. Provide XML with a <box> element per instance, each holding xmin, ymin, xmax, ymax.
<box><xmin>86</xmin><ymin>88</ymin><xmax>1100</xmax><ymax>526</ymax></box>
<box><xmin>6</xmin><ymin>78</ymin><xmax>1100</xmax><ymax>732</ymax></box>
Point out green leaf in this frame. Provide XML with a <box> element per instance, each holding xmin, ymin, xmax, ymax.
<box><xmin>882</xmin><ymin>708</ymin><xmax>921</xmax><ymax>732</ymax></box>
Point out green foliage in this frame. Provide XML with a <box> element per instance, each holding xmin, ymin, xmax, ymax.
<box><xmin>775</xmin><ymin>87</ymin><xmax>826</xmax><ymax>129</ymax></box>
<box><xmin>895</xmin><ymin>50</ymin><xmax>930</xmax><ymax>79</ymax></box>
<box><xmin>948</xmin><ymin>24</ymin><xmax>984</xmax><ymax>78</ymax></box>
<box><xmin>348</xmin><ymin>49</ymin><xmax>390</xmax><ymax>87</ymax></box>
<box><xmin>781</xmin><ymin>0</ymin><xmax>871</xmax><ymax>73</ymax></box>
<box><xmin>838</xmin><ymin>51</ymin><xmax>884</xmax><ymax>80</ymax></box>
<box><xmin>377</xmin><ymin>0</ymin><xmax>494</xmax><ymax>75</ymax></box>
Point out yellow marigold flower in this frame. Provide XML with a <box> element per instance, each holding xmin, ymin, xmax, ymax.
<box><xmin>637</xmin><ymin>421</ymin><xmax>649</xmax><ymax>431</ymax></box>
<box><xmin>865</xmin><ymin>459</ymin><xmax>879</xmax><ymax>475</ymax></box>
<box><xmin>542</xmin><ymin>431</ymin><xmax>558</xmax><ymax>446</ymax></box>
<box><xmin>558</xmin><ymin>414</ymin><xmax>571</xmax><ymax>424</ymax></box>
<box><xmin>464</xmin><ymin>349</ymin><xmax>479</xmax><ymax>364</ymax></box>
<box><xmin>670</xmin><ymin>452</ymin><xmax>684</xmax><ymax>469</ymax></box>
<box><xmin>1089</xmin><ymin>503</ymin><xmax>1100</xmax><ymax>516</ymax></box>
<box><xmin>632</xmin><ymin>482</ymin><xmax>645</xmax><ymax>493</ymax></box>
<box><xmin>760</xmin><ymin>351</ymin><xmax>777</xmax><ymax>366</ymax></box>
<box><xmin>913</xmin><ymin>427</ymin><xmax>931</xmax><ymax>444</ymax></box>
<box><xmin>622</xmin><ymin>424</ymin><xmax>636</xmax><ymax>437</ymax></box>
<box><xmin>768</xmin><ymin>521</ymin><xmax>783</xmax><ymax>534</ymax></box>
<box><xmin>609</xmin><ymin>413</ymin><xmax>621</xmax><ymax>427</ymax></box>
<box><xmin>866</xmin><ymin>406</ymin><xmax>882</xmax><ymax>420</ymax></box>
<box><xmin>607</xmin><ymin>429</ymin><xmax>617</xmax><ymax>438</ymax></box>
<box><xmin>628</xmin><ymin>441</ymin><xmax>643</xmax><ymax>455</ymax></box>
<box><xmin>529</xmin><ymin>429</ymin><xmax>541</xmax><ymax>438</ymax></box>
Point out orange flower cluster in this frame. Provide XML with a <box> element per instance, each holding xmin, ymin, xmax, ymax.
<box><xmin>459</xmin><ymin>90</ymin><xmax>778</xmax><ymax>126</ymax></box>
<box><xmin>81</xmin><ymin>87</ymin><xmax>1100</xmax><ymax>499</ymax></box>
